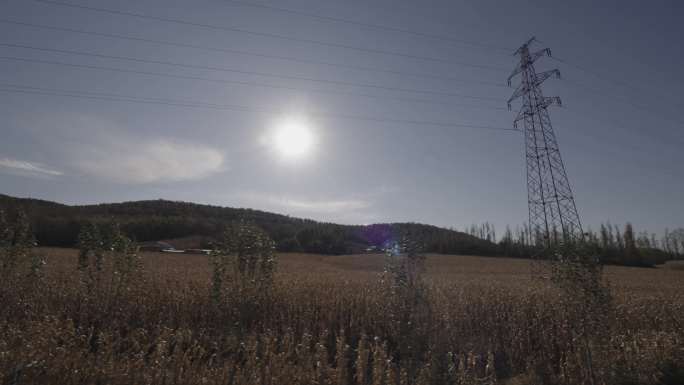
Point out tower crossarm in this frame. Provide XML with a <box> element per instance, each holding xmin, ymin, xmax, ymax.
<box><xmin>529</xmin><ymin>48</ymin><xmax>552</xmax><ymax>65</ymax></box>
<box><xmin>535</xmin><ymin>69</ymin><xmax>561</xmax><ymax>87</ymax></box>
<box><xmin>508</xmin><ymin>45</ymin><xmax>552</xmax><ymax>85</ymax></box>
<box><xmin>507</xmin><ymin>70</ymin><xmax>561</xmax><ymax>108</ymax></box>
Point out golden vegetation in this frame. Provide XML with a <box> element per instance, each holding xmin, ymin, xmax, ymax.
<box><xmin>1</xmin><ymin>246</ymin><xmax>683</xmax><ymax>384</ymax></box>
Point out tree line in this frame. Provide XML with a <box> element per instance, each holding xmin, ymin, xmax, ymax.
<box><xmin>0</xmin><ymin>195</ymin><xmax>496</xmax><ymax>256</ymax></box>
<box><xmin>467</xmin><ymin>222</ymin><xmax>684</xmax><ymax>266</ymax></box>
<box><xmin>2</xmin><ymin>194</ymin><xmax>681</xmax><ymax>265</ymax></box>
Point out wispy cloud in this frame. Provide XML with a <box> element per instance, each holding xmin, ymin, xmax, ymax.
<box><xmin>0</xmin><ymin>158</ymin><xmax>63</xmax><ymax>177</ymax></box>
<box><xmin>271</xmin><ymin>197</ymin><xmax>371</xmax><ymax>213</ymax></box>
<box><xmin>74</xmin><ymin>139</ymin><xmax>225</xmax><ymax>184</ymax></box>
<box><xmin>279</xmin><ymin>198</ymin><xmax>378</xmax><ymax>224</ymax></box>
<box><xmin>33</xmin><ymin>116</ymin><xmax>227</xmax><ymax>184</ymax></box>
<box><xmin>230</xmin><ymin>192</ymin><xmax>377</xmax><ymax>224</ymax></box>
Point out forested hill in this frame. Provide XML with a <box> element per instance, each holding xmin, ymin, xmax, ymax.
<box><xmin>0</xmin><ymin>194</ymin><xmax>498</xmax><ymax>256</ymax></box>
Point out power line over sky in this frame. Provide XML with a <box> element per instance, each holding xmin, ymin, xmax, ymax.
<box><xmin>0</xmin><ymin>43</ymin><xmax>506</xmax><ymax>102</ymax></box>
<box><xmin>218</xmin><ymin>0</ymin><xmax>512</xmax><ymax>52</ymax></box>
<box><xmin>0</xmin><ymin>19</ymin><xmax>510</xmax><ymax>87</ymax></box>
<box><xmin>31</xmin><ymin>0</ymin><xmax>510</xmax><ymax>69</ymax></box>
<box><xmin>0</xmin><ymin>82</ymin><xmax>519</xmax><ymax>132</ymax></box>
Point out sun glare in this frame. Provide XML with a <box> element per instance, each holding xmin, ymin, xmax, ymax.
<box><xmin>271</xmin><ymin>117</ymin><xmax>315</xmax><ymax>159</ymax></box>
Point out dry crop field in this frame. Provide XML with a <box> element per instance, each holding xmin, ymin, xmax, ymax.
<box><xmin>1</xmin><ymin>247</ymin><xmax>683</xmax><ymax>384</ymax></box>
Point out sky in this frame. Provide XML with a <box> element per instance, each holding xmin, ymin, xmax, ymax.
<box><xmin>0</xmin><ymin>0</ymin><xmax>682</xmax><ymax>236</ymax></box>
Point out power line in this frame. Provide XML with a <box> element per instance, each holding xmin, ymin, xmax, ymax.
<box><xmin>0</xmin><ymin>83</ymin><xmax>520</xmax><ymax>132</ymax></box>
<box><xmin>553</xmin><ymin>56</ymin><xmax>684</xmax><ymax>124</ymax></box>
<box><xmin>536</xmin><ymin>11</ymin><xmax>681</xmax><ymax>100</ymax></box>
<box><xmin>219</xmin><ymin>0</ymin><xmax>511</xmax><ymax>53</ymax></box>
<box><xmin>0</xmin><ymin>55</ymin><xmax>510</xmax><ymax>111</ymax></box>
<box><xmin>562</xmin><ymin>105</ymin><xmax>684</xmax><ymax>149</ymax></box>
<box><xmin>30</xmin><ymin>0</ymin><xmax>509</xmax><ymax>70</ymax></box>
<box><xmin>8</xmin><ymin>20</ymin><xmax>677</xmax><ymax>121</ymax></box>
<box><xmin>551</xmin><ymin>56</ymin><xmax>643</xmax><ymax>95</ymax></box>
<box><xmin>0</xmin><ymin>83</ymin><xmax>248</xmax><ymax>110</ymax></box>
<box><xmin>561</xmin><ymin>78</ymin><xmax>684</xmax><ymax>126</ymax></box>
<box><xmin>0</xmin><ymin>19</ymin><xmax>508</xmax><ymax>88</ymax></box>
<box><xmin>549</xmin><ymin>44</ymin><xmax>682</xmax><ymax>99</ymax></box>
<box><xmin>0</xmin><ymin>43</ymin><xmax>505</xmax><ymax>102</ymax></box>
<box><xmin>9</xmin><ymin>20</ymin><xmax>677</xmax><ymax>124</ymax></box>
<box><xmin>558</xmin><ymin>107</ymin><xmax>684</xmax><ymax>179</ymax></box>
<box><xmin>317</xmin><ymin>0</ymin><xmax>513</xmax><ymax>48</ymax></box>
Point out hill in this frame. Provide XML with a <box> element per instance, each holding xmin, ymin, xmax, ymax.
<box><xmin>0</xmin><ymin>194</ymin><xmax>497</xmax><ymax>255</ymax></box>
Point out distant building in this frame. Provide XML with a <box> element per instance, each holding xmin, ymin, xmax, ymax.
<box><xmin>138</xmin><ymin>241</ymin><xmax>176</xmax><ymax>252</ymax></box>
<box><xmin>183</xmin><ymin>249</ymin><xmax>212</xmax><ymax>255</ymax></box>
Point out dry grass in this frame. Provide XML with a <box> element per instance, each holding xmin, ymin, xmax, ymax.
<box><xmin>1</xmin><ymin>248</ymin><xmax>683</xmax><ymax>384</ymax></box>
<box><xmin>38</xmin><ymin>247</ymin><xmax>684</xmax><ymax>287</ymax></box>
<box><xmin>661</xmin><ymin>260</ymin><xmax>684</xmax><ymax>271</ymax></box>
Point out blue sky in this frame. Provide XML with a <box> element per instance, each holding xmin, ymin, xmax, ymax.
<box><xmin>1</xmin><ymin>0</ymin><xmax>682</xmax><ymax>235</ymax></box>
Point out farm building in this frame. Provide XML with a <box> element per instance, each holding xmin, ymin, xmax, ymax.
<box><xmin>138</xmin><ymin>241</ymin><xmax>176</xmax><ymax>252</ymax></box>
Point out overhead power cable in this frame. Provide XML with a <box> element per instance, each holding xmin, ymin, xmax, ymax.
<box><xmin>0</xmin><ymin>83</ymin><xmax>520</xmax><ymax>133</ymax></box>
<box><xmin>30</xmin><ymin>0</ymin><xmax>508</xmax><ymax>70</ymax></box>
<box><xmin>0</xmin><ymin>19</ymin><xmax>508</xmax><ymax>88</ymax></box>
<box><xmin>220</xmin><ymin>0</ymin><xmax>511</xmax><ymax>53</ymax></box>
<box><xmin>551</xmin><ymin>56</ymin><xmax>642</xmax><ymax>95</ymax></box>
<box><xmin>0</xmin><ymin>43</ymin><xmax>505</xmax><ymax>102</ymax></box>
<box><xmin>552</xmin><ymin>56</ymin><xmax>684</xmax><ymax>121</ymax></box>
<box><xmin>561</xmin><ymin>78</ymin><xmax>684</xmax><ymax>126</ymax></box>
<box><xmin>0</xmin><ymin>55</ymin><xmax>509</xmax><ymax>111</ymax></box>
<box><xmin>563</xmin><ymin>106</ymin><xmax>684</xmax><ymax>150</ymax></box>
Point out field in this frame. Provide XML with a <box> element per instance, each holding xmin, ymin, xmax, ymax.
<box><xmin>2</xmin><ymin>248</ymin><xmax>683</xmax><ymax>384</ymax></box>
<box><xmin>33</xmin><ymin>248</ymin><xmax>684</xmax><ymax>290</ymax></box>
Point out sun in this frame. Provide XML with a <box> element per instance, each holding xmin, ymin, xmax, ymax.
<box><xmin>271</xmin><ymin>117</ymin><xmax>315</xmax><ymax>159</ymax></box>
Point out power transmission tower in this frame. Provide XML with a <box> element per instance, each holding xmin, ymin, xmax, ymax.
<box><xmin>507</xmin><ymin>37</ymin><xmax>583</xmax><ymax>252</ymax></box>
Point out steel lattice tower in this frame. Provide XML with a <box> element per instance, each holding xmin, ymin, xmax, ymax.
<box><xmin>507</xmin><ymin>37</ymin><xmax>583</xmax><ymax>251</ymax></box>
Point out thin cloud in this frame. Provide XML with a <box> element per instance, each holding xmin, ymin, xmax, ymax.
<box><xmin>273</xmin><ymin>197</ymin><xmax>379</xmax><ymax>224</ymax></box>
<box><xmin>0</xmin><ymin>157</ymin><xmax>63</xmax><ymax>177</ymax></box>
<box><xmin>274</xmin><ymin>197</ymin><xmax>371</xmax><ymax>213</ymax></box>
<box><xmin>32</xmin><ymin>116</ymin><xmax>227</xmax><ymax>184</ymax></box>
<box><xmin>230</xmin><ymin>192</ymin><xmax>377</xmax><ymax>224</ymax></box>
<box><xmin>74</xmin><ymin>139</ymin><xmax>225</xmax><ymax>184</ymax></box>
